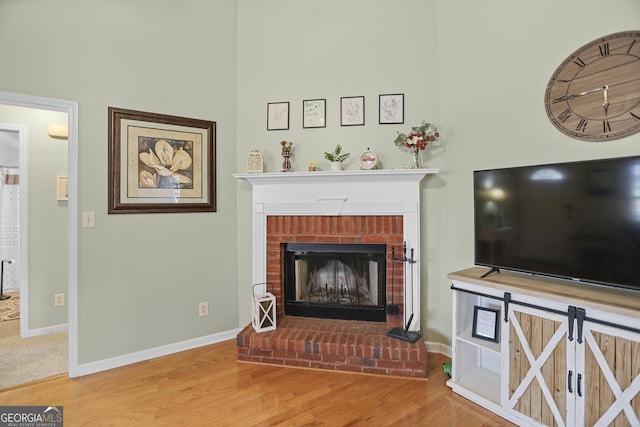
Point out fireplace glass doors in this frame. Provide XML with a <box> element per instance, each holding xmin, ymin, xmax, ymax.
<box><xmin>283</xmin><ymin>243</ymin><xmax>387</xmax><ymax>321</ymax></box>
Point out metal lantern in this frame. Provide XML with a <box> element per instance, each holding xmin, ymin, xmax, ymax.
<box><xmin>252</xmin><ymin>283</ymin><xmax>276</xmax><ymax>333</ymax></box>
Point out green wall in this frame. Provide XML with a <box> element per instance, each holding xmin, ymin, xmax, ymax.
<box><xmin>433</xmin><ymin>0</ymin><xmax>640</xmax><ymax>344</ymax></box>
<box><xmin>235</xmin><ymin>0</ymin><xmax>640</xmax><ymax>346</ymax></box>
<box><xmin>1</xmin><ymin>0</ymin><xmax>240</xmax><ymax>364</ymax></box>
<box><xmin>0</xmin><ymin>0</ymin><xmax>638</xmax><ymax>368</ymax></box>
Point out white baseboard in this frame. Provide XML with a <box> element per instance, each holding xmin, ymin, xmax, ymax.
<box><xmin>76</xmin><ymin>331</ymin><xmax>449</xmax><ymax>378</ymax></box>
<box><xmin>425</xmin><ymin>340</ymin><xmax>452</xmax><ymax>358</ymax></box>
<box><xmin>26</xmin><ymin>323</ymin><xmax>68</xmax><ymax>338</ymax></box>
<box><xmin>78</xmin><ymin>328</ymin><xmax>241</xmax><ymax>377</ymax></box>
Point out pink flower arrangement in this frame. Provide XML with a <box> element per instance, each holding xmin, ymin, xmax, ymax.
<box><xmin>393</xmin><ymin>121</ymin><xmax>440</xmax><ymax>151</ymax></box>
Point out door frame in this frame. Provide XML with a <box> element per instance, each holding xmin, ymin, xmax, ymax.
<box><xmin>0</xmin><ymin>91</ymin><xmax>79</xmax><ymax>378</ymax></box>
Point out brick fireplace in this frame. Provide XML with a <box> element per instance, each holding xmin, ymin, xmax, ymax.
<box><xmin>268</xmin><ymin>215</ymin><xmax>404</xmax><ymax>325</ymax></box>
<box><xmin>234</xmin><ymin>169</ymin><xmax>437</xmax><ymax>377</ymax></box>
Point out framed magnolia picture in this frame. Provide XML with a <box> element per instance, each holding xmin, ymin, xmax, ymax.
<box><xmin>303</xmin><ymin>99</ymin><xmax>326</xmax><ymax>128</ymax></box>
<box><xmin>379</xmin><ymin>93</ymin><xmax>404</xmax><ymax>124</ymax></box>
<box><xmin>341</xmin><ymin>96</ymin><xmax>365</xmax><ymax>126</ymax></box>
<box><xmin>267</xmin><ymin>101</ymin><xmax>290</xmax><ymax>130</ymax></box>
<box><xmin>108</xmin><ymin>107</ymin><xmax>216</xmax><ymax>214</ymax></box>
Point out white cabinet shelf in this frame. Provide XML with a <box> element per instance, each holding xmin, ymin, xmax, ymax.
<box><xmin>454</xmin><ymin>366</ymin><xmax>501</xmax><ymax>402</ymax></box>
<box><xmin>456</xmin><ymin>327</ymin><xmax>501</xmax><ymax>354</ymax></box>
<box><xmin>449</xmin><ymin>279</ymin><xmax>503</xmax><ymax>407</ymax></box>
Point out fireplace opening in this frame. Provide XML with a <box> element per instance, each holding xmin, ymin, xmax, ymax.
<box><xmin>283</xmin><ymin>243</ymin><xmax>387</xmax><ymax>322</ymax></box>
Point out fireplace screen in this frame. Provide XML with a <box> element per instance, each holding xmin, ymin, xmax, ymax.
<box><xmin>283</xmin><ymin>243</ymin><xmax>386</xmax><ymax>321</ymax></box>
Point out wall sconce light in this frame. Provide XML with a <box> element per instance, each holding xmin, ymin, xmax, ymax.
<box><xmin>48</xmin><ymin>124</ymin><xmax>68</xmax><ymax>140</ymax></box>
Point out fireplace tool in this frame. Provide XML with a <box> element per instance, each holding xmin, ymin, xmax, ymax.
<box><xmin>0</xmin><ymin>259</ymin><xmax>15</xmax><ymax>300</ymax></box>
<box><xmin>386</xmin><ymin>247</ymin><xmax>421</xmax><ymax>343</ymax></box>
<box><xmin>386</xmin><ymin>244</ymin><xmax>403</xmax><ymax>315</ymax></box>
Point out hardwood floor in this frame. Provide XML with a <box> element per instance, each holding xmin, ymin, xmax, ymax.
<box><xmin>0</xmin><ymin>340</ymin><xmax>513</xmax><ymax>426</ymax></box>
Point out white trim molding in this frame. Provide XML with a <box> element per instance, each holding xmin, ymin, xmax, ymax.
<box><xmin>234</xmin><ymin>169</ymin><xmax>438</xmax><ymax>331</ymax></box>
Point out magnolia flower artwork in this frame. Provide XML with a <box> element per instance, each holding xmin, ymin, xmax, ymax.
<box><xmin>108</xmin><ymin>107</ymin><xmax>215</xmax><ymax>214</ymax></box>
<box><xmin>138</xmin><ymin>138</ymin><xmax>193</xmax><ymax>188</ymax></box>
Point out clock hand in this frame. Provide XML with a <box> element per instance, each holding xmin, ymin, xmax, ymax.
<box><xmin>566</xmin><ymin>85</ymin><xmax>608</xmax><ymax>100</ymax></box>
<box><xmin>603</xmin><ymin>84</ymin><xmax>609</xmax><ymax>116</ymax></box>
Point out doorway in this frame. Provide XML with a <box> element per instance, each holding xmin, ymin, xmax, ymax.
<box><xmin>0</xmin><ymin>91</ymin><xmax>79</xmax><ymax>379</ymax></box>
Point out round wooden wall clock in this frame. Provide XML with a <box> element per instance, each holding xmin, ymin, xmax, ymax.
<box><xmin>544</xmin><ymin>31</ymin><xmax>640</xmax><ymax>141</ymax></box>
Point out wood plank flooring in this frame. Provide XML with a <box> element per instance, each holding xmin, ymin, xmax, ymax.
<box><xmin>0</xmin><ymin>339</ymin><xmax>513</xmax><ymax>426</ymax></box>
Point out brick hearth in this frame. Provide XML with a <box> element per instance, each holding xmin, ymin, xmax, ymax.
<box><xmin>236</xmin><ymin>214</ymin><xmax>428</xmax><ymax>378</ymax></box>
<box><xmin>237</xmin><ymin>317</ymin><xmax>428</xmax><ymax>378</ymax></box>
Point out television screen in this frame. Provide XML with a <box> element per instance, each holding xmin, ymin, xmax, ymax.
<box><xmin>474</xmin><ymin>155</ymin><xmax>640</xmax><ymax>292</ymax></box>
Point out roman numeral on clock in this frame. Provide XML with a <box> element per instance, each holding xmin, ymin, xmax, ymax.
<box><xmin>599</xmin><ymin>43</ymin><xmax>610</xmax><ymax>56</ymax></box>
<box><xmin>631</xmin><ymin>112</ymin><xmax>640</xmax><ymax>122</ymax></box>
<box><xmin>576</xmin><ymin>119</ymin><xmax>588</xmax><ymax>132</ymax></box>
<box><xmin>603</xmin><ymin>120</ymin><xmax>611</xmax><ymax>132</ymax></box>
<box><xmin>558</xmin><ymin>109</ymin><xmax>572</xmax><ymax>122</ymax></box>
<box><xmin>573</xmin><ymin>57</ymin><xmax>586</xmax><ymax>68</ymax></box>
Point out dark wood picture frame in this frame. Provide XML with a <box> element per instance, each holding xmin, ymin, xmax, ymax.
<box><xmin>472</xmin><ymin>306</ymin><xmax>500</xmax><ymax>343</ymax></box>
<box><xmin>108</xmin><ymin>107</ymin><xmax>216</xmax><ymax>214</ymax></box>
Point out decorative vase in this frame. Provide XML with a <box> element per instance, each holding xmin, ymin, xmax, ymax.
<box><xmin>331</xmin><ymin>161</ymin><xmax>343</xmax><ymax>171</ymax></box>
<box><xmin>410</xmin><ymin>146</ymin><xmax>422</xmax><ymax>169</ymax></box>
<box><xmin>281</xmin><ymin>141</ymin><xmax>293</xmax><ymax>172</ymax></box>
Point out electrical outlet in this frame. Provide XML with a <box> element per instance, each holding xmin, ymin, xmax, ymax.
<box><xmin>198</xmin><ymin>302</ymin><xmax>209</xmax><ymax>317</ymax></box>
<box><xmin>54</xmin><ymin>293</ymin><xmax>65</xmax><ymax>307</ymax></box>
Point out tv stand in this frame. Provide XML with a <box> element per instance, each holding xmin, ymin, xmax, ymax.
<box><xmin>447</xmin><ymin>267</ymin><xmax>640</xmax><ymax>427</ymax></box>
<box><xmin>479</xmin><ymin>266</ymin><xmax>500</xmax><ymax>278</ymax></box>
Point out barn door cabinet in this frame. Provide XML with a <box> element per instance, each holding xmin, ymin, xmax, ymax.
<box><xmin>447</xmin><ymin>267</ymin><xmax>640</xmax><ymax>427</ymax></box>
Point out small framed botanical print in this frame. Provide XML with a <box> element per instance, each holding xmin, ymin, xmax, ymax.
<box><xmin>341</xmin><ymin>96</ymin><xmax>365</xmax><ymax>126</ymax></box>
<box><xmin>267</xmin><ymin>102</ymin><xmax>290</xmax><ymax>130</ymax></box>
<box><xmin>303</xmin><ymin>99</ymin><xmax>326</xmax><ymax>128</ymax></box>
<box><xmin>379</xmin><ymin>93</ymin><xmax>404</xmax><ymax>124</ymax></box>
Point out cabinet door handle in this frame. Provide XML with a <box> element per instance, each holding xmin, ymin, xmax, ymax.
<box><xmin>568</xmin><ymin>370</ymin><xmax>573</xmax><ymax>393</ymax></box>
<box><xmin>577</xmin><ymin>373</ymin><xmax>582</xmax><ymax>397</ymax></box>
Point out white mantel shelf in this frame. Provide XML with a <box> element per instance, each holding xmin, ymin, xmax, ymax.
<box><xmin>234</xmin><ymin>168</ymin><xmax>439</xmax><ymax>331</ymax></box>
<box><xmin>233</xmin><ymin>168</ymin><xmax>439</xmax><ymax>185</ymax></box>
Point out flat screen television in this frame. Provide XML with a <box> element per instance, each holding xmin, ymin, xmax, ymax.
<box><xmin>474</xmin><ymin>155</ymin><xmax>640</xmax><ymax>292</ymax></box>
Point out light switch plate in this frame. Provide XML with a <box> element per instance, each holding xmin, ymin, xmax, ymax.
<box><xmin>82</xmin><ymin>211</ymin><xmax>95</xmax><ymax>228</ymax></box>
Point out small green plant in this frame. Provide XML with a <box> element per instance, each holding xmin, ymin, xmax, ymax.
<box><xmin>323</xmin><ymin>144</ymin><xmax>350</xmax><ymax>162</ymax></box>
